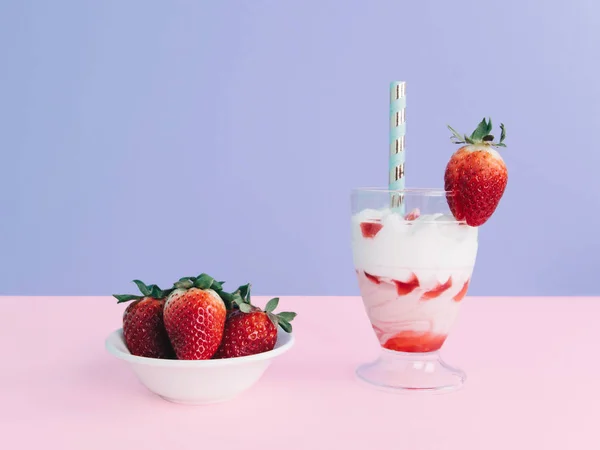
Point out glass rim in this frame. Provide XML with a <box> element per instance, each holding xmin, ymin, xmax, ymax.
<box><xmin>351</xmin><ymin>187</ymin><xmax>454</xmax><ymax>197</ymax></box>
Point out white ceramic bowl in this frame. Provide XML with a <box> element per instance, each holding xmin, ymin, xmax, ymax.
<box><xmin>105</xmin><ymin>328</ymin><xmax>294</xmax><ymax>405</ymax></box>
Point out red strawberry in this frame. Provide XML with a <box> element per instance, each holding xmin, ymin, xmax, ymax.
<box><xmin>163</xmin><ymin>274</ymin><xmax>228</xmax><ymax>360</ymax></box>
<box><xmin>444</xmin><ymin>118</ymin><xmax>508</xmax><ymax>226</ymax></box>
<box><xmin>114</xmin><ymin>280</ymin><xmax>175</xmax><ymax>359</ymax></box>
<box><xmin>404</xmin><ymin>208</ymin><xmax>420</xmax><ymax>221</ymax></box>
<box><xmin>214</xmin><ymin>290</ymin><xmax>296</xmax><ymax>359</ymax></box>
<box><xmin>360</xmin><ymin>221</ymin><xmax>383</xmax><ymax>238</ymax></box>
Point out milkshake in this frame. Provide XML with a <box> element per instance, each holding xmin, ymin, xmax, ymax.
<box><xmin>351</xmin><ymin>188</ymin><xmax>478</xmax><ymax>391</ymax></box>
<box><xmin>353</xmin><ymin>205</ymin><xmax>477</xmax><ymax>352</ymax></box>
<box><xmin>351</xmin><ymin>102</ymin><xmax>508</xmax><ymax>392</ymax></box>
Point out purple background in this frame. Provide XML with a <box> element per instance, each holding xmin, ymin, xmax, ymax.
<box><xmin>2</xmin><ymin>0</ymin><xmax>599</xmax><ymax>296</ymax></box>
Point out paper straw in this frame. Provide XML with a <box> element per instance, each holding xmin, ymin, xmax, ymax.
<box><xmin>389</xmin><ymin>81</ymin><xmax>406</xmax><ymax>214</ymax></box>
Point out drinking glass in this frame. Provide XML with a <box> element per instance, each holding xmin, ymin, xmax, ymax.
<box><xmin>351</xmin><ymin>188</ymin><xmax>478</xmax><ymax>392</ymax></box>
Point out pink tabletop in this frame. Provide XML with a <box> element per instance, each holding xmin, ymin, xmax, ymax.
<box><xmin>2</xmin><ymin>296</ymin><xmax>599</xmax><ymax>449</ymax></box>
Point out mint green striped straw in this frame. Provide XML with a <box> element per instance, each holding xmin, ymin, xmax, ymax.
<box><xmin>389</xmin><ymin>81</ymin><xmax>406</xmax><ymax>214</ymax></box>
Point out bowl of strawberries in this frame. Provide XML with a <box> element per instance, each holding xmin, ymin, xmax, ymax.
<box><xmin>105</xmin><ymin>273</ymin><xmax>296</xmax><ymax>405</ymax></box>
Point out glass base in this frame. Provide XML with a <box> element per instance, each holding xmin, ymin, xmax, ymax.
<box><xmin>356</xmin><ymin>348</ymin><xmax>466</xmax><ymax>393</ymax></box>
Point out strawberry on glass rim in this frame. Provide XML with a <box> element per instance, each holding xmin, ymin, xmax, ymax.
<box><xmin>444</xmin><ymin>118</ymin><xmax>508</xmax><ymax>227</ymax></box>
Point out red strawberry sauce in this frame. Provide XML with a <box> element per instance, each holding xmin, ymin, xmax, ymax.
<box><xmin>392</xmin><ymin>274</ymin><xmax>420</xmax><ymax>295</ymax></box>
<box><xmin>453</xmin><ymin>280</ymin><xmax>470</xmax><ymax>302</ymax></box>
<box><xmin>422</xmin><ymin>278</ymin><xmax>453</xmax><ymax>300</ymax></box>
<box><xmin>364</xmin><ymin>272</ymin><xmax>381</xmax><ymax>284</ymax></box>
<box><xmin>383</xmin><ymin>331</ymin><xmax>447</xmax><ymax>353</ymax></box>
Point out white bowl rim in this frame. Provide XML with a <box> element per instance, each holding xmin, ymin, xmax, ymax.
<box><xmin>105</xmin><ymin>327</ymin><xmax>295</xmax><ymax>367</ymax></box>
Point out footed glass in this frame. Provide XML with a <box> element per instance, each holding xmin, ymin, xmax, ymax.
<box><xmin>351</xmin><ymin>188</ymin><xmax>478</xmax><ymax>392</ymax></box>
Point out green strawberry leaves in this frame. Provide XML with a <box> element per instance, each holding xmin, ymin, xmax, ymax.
<box><xmin>174</xmin><ymin>279</ymin><xmax>193</xmax><ymax>289</ymax></box>
<box><xmin>113</xmin><ymin>279</ymin><xmax>172</xmax><ymax>303</ymax></box>
<box><xmin>261</xmin><ymin>297</ymin><xmax>297</xmax><ymax>333</ymax></box>
<box><xmin>194</xmin><ymin>273</ymin><xmax>221</xmax><ymax>290</ymax></box>
<box><xmin>133</xmin><ymin>280</ymin><xmax>165</xmax><ymax>298</ymax></box>
<box><xmin>470</xmin><ymin>117</ymin><xmax>493</xmax><ymax>141</ymax></box>
<box><xmin>225</xmin><ymin>284</ymin><xmax>297</xmax><ymax>333</ymax></box>
<box><xmin>216</xmin><ymin>283</ymin><xmax>249</xmax><ymax>311</ymax></box>
<box><xmin>173</xmin><ymin>273</ymin><xmax>224</xmax><ymax>291</ymax></box>
<box><xmin>218</xmin><ymin>290</ymin><xmax>234</xmax><ymax>308</ymax></box>
<box><xmin>273</xmin><ymin>310</ymin><xmax>297</xmax><ymax>333</ymax></box>
<box><xmin>265</xmin><ymin>297</ymin><xmax>279</xmax><ymax>313</ymax></box>
<box><xmin>169</xmin><ymin>273</ymin><xmax>260</xmax><ymax>312</ymax></box>
<box><xmin>238</xmin><ymin>302</ymin><xmax>253</xmax><ymax>313</ymax></box>
<box><xmin>277</xmin><ymin>311</ymin><xmax>297</xmax><ymax>322</ymax></box>
<box><xmin>448</xmin><ymin>118</ymin><xmax>507</xmax><ymax>148</ymax></box>
<box><xmin>448</xmin><ymin>125</ymin><xmax>475</xmax><ymax>145</ymax></box>
<box><xmin>276</xmin><ymin>317</ymin><xmax>293</xmax><ymax>333</ymax></box>
<box><xmin>263</xmin><ymin>297</ymin><xmax>296</xmax><ymax>331</ymax></box>
<box><xmin>226</xmin><ymin>283</ymin><xmax>253</xmax><ymax>311</ymax></box>
<box><xmin>113</xmin><ymin>294</ymin><xmax>144</xmax><ymax>303</ymax></box>
<box><xmin>497</xmin><ymin>123</ymin><xmax>507</xmax><ymax>147</ymax></box>
<box><xmin>114</xmin><ymin>273</ymin><xmax>298</xmax><ymax>333</ymax></box>
<box><xmin>448</xmin><ymin>125</ymin><xmax>466</xmax><ymax>144</ymax></box>
<box><xmin>237</xmin><ymin>283</ymin><xmax>251</xmax><ymax>301</ymax></box>
<box><xmin>149</xmin><ymin>285</ymin><xmax>164</xmax><ymax>298</ymax></box>
<box><xmin>218</xmin><ymin>283</ymin><xmax>255</xmax><ymax>311</ymax></box>
<box><xmin>133</xmin><ymin>280</ymin><xmax>151</xmax><ymax>296</ymax></box>
<box><xmin>219</xmin><ymin>289</ymin><xmax>248</xmax><ymax>310</ymax></box>
<box><xmin>170</xmin><ymin>273</ymin><xmax>234</xmax><ymax>307</ymax></box>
